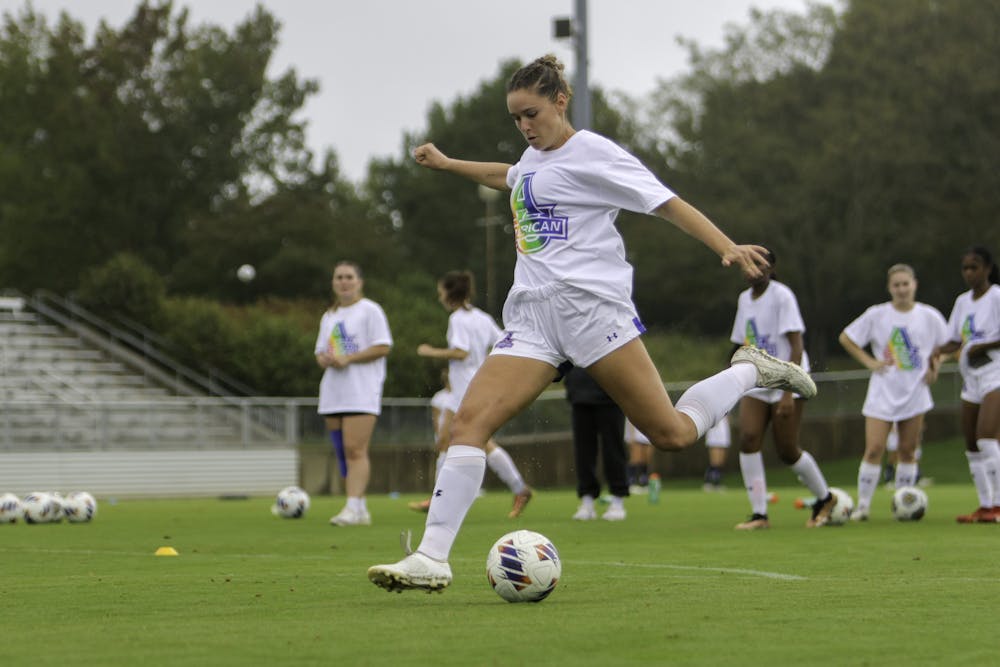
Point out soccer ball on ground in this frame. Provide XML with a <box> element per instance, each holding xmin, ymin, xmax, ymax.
<box><xmin>0</xmin><ymin>493</ymin><xmax>21</xmax><ymax>523</ymax></box>
<box><xmin>486</xmin><ymin>529</ymin><xmax>561</xmax><ymax>603</ymax></box>
<box><xmin>891</xmin><ymin>486</ymin><xmax>928</xmax><ymax>521</ymax></box>
<box><xmin>21</xmin><ymin>492</ymin><xmax>58</xmax><ymax>524</ymax></box>
<box><xmin>826</xmin><ymin>487</ymin><xmax>855</xmax><ymax>526</ymax></box>
<box><xmin>63</xmin><ymin>491</ymin><xmax>98</xmax><ymax>523</ymax></box>
<box><xmin>271</xmin><ymin>486</ymin><xmax>310</xmax><ymax>518</ymax></box>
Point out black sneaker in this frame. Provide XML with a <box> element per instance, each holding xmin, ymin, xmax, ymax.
<box><xmin>807</xmin><ymin>492</ymin><xmax>835</xmax><ymax>527</ymax></box>
<box><xmin>882</xmin><ymin>464</ymin><xmax>895</xmax><ymax>485</ymax></box>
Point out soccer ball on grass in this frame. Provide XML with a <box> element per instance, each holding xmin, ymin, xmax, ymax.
<box><xmin>825</xmin><ymin>487</ymin><xmax>855</xmax><ymax>526</ymax></box>
<box><xmin>272</xmin><ymin>486</ymin><xmax>310</xmax><ymax>518</ymax></box>
<box><xmin>486</xmin><ymin>529</ymin><xmax>561</xmax><ymax>603</ymax></box>
<box><xmin>891</xmin><ymin>486</ymin><xmax>927</xmax><ymax>521</ymax></box>
<box><xmin>0</xmin><ymin>493</ymin><xmax>21</xmax><ymax>523</ymax></box>
<box><xmin>21</xmin><ymin>492</ymin><xmax>59</xmax><ymax>524</ymax></box>
<box><xmin>63</xmin><ymin>491</ymin><xmax>98</xmax><ymax>523</ymax></box>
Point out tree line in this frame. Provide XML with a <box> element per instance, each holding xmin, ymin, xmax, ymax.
<box><xmin>0</xmin><ymin>0</ymin><xmax>997</xmax><ymax>395</ymax></box>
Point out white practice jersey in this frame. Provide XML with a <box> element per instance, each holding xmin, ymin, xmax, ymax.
<box><xmin>947</xmin><ymin>284</ymin><xmax>1000</xmax><ymax>373</ymax></box>
<box><xmin>314</xmin><ymin>298</ymin><xmax>393</xmax><ymax>415</ymax></box>
<box><xmin>447</xmin><ymin>306</ymin><xmax>503</xmax><ymax>403</ymax></box>
<box><xmin>505</xmin><ymin>130</ymin><xmax>674</xmax><ymax>304</ymax></box>
<box><xmin>842</xmin><ymin>302</ymin><xmax>949</xmax><ymax>420</ymax></box>
<box><xmin>729</xmin><ymin>280</ymin><xmax>810</xmax><ymax>370</ymax></box>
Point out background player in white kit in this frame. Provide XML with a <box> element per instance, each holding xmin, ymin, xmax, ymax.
<box><xmin>368</xmin><ymin>55</ymin><xmax>817</xmax><ymax>593</ymax></box>
<box><xmin>727</xmin><ymin>249</ymin><xmax>834</xmax><ymax>530</ymax></box>
<box><xmin>411</xmin><ymin>270</ymin><xmax>533</xmax><ymax>517</ymax></box>
<box><xmin>314</xmin><ymin>261</ymin><xmax>393</xmax><ymax>526</ymax></box>
<box><xmin>935</xmin><ymin>246</ymin><xmax>1000</xmax><ymax>523</ymax></box>
<box><xmin>839</xmin><ymin>264</ymin><xmax>948</xmax><ymax>520</ymax></box>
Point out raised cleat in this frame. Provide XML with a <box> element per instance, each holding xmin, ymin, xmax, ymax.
<box><xmin>956</xmin><ymin>507</ymin><xmax>998</xmax><ymax>524</ymax></box>
<box><xmin>329</xmin><ymin>507</ymin><xmax>372</xmax><ymax>526</ymax></box>
<box><xmin>731</xmin><ymin>345</ymin><xmax>817</xmax><ymax>399</ymax></box>
<box><xmin>807</xmin><ymin>491</ymin><xmax>835</xmax><ymax>527</ymax></box>
<box><xmin>849</xmin><ymin>507</ymin><xmax>870</xmax><ymax>522</ymax></box>
<box><xmin>735</xmin><ymin>513</ymin><xmax>770</xmax><ymax>530</ymax></box>
<box><xmin>572</xmin><ymin>505</ymin><xmax>597</xmax><ymax>521</ymax></box>
<box><xmin>368</xmin><ymin>551</ymin><xmax>452</xmax><ymax>593</ymax></box>
<box><xmin>508</xmin><ymin>487</ymin><xmax>533</xmax><ymax>518</ymax></box>
<box><xmin>601</xmin><ymin>505</ymin><xmax>626</xmax><ymax>522</ymax></box>
<box><xmin>407</xmin><ymin>498</ymin><xmax>431</xmax><ymax>513</ymax></box>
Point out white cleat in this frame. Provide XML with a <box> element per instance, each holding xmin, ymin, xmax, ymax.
<box><xmin>572</xmin><ymin>505</ymin><xmax>597</xmax><ymax>521</ymax></box>
<box><xmin>368</xmin><ymin>552</ymin><xmax>452</xmax><ymax>593</ymax></box>
<box><xmin>849</xmin><ymin>508</ymin><xmax>870</xmax><ymax>522</ymax></box>
<box><xmin>329</xmin><ymin>507</ymin><xmax>372</xmax><ymax>526</ymax></box>
<box><xmin>601</xmin><ymin>505</ymin><xmax>627</xmax><ymax>522</ymax></box>
<box><xmin>731</xmin><ymin>345</ymin><xmax>817</xmax><ymax>399</ymax></box>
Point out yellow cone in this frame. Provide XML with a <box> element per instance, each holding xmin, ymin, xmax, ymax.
<box><xmin>155</xmin><ymin>546</ymin><xmax>179</xmax><ymax>556</ymax></box>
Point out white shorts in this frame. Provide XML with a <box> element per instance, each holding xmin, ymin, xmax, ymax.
<box><xmin>960</xmin><ymin>358</ymin><xmax>1000</xmax><ymax>404</ymax></box>
<box><xmin>862</xmin><ymin>389</ymin><xmax>933</xmax><ymax>422</ymax></box>
<box><xmin>705</xmin><ymin>414</ymin><xmax>731</xmax><ymax>448</ymax></box>
<box><xmin>492</xmin><ymin>283</ymin><xmax>645</xmax><ymax>369</ymax></box>
<box><xmin>443</xmin><ymin>385</ymin><xmax>464</xmax><ymax>414</ymax></box>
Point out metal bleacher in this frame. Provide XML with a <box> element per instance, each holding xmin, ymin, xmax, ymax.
<box><xmin>0</xmin><ymin>292</ymin><xmax>296</xmax><ymax>496</ymax></box>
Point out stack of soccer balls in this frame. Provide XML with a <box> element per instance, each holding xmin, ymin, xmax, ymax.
<box><xmin>271</xmin><ymin>486</ymin><xmax>310</xmax><ymax>518</ymax></box>
<box><xmin>0</xmin><ymin>491</ymin><xmax>98</xmax><ymax>524</ymax></box>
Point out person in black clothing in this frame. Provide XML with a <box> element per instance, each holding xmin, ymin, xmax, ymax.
<box><xmin>564</xmin><ymin>366</ymin><xmax>629</xmax><ymax>521</ymax></box>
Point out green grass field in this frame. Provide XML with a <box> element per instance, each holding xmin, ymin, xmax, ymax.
<box><xmin>3</xmin><ymin>440</ymin><xmax>998</xmax><ymax>667</ymax></box>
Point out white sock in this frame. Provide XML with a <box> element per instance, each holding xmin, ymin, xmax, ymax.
<box><xmin>609</xmin><ymin>495</ymin><xmax>625</xmax><ymax>509</ymax></box>
<box><xmin>894</xmin><ymin>462</ymin><xmax>918</xmax><ymax>488</ymax></box>
<box><xmin>418</xmin><ymin>445</ymin><xmax>486</xmax><ymax>561</ymax></box>
<box><xmin>856</xmin><ymin>461</ymin><xmax>881</xmax><ymax>511</ymax></box>
<box><xmin>435</xmin><ymin>452</ymin><xmax>447</xmax><ymax>479</ymax></box>
<box><xmin>791</xmin><ymin>451</ymin><xmax>829</xmax><ymax>499</ymax></box>
<box><xmin>677</xmin><ymin>364</ymin><xmax>757</xmax><ymax>437</ymax></box>
<box><xmin>579</xmin><ymin>494</ymin><xmax>595</xmax><ymax>510</ymax></box>
<box><xmin>965</xmin><ymin>451</ymin><xmax>991</xmax><ymax>508</ymax></box>
<box><xmin>346</xmin><ymin>496</ymin><xmax>363</xmax><ymax>512</ymax></box>
<box><xmin>977</xmin><ymin>439</ymin><xmax>1000</xmax><ymax>505</ymax></box>
<box><xmin>486</xmin><ymin>446</ymin><xmax>527</xmax><ymax>494</ymax></box>
<box><xmin>739</xmin><ymin>452</ymin><xmax>769</xmax><ymax>516</ymax></box>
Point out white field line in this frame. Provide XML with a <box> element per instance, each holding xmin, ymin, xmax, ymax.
<box><xmin>567</xmin><ymin>560</ymin><xmax>807</xmax><ymax>581</ymax></box>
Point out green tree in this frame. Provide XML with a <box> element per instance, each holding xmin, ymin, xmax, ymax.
<box><xmin>0</xmin><ymin>1</ymin><xmax>317</xmax><ymax>291</ymax></box>
<box><xmin>644</xmin><ymin>0</ymin><xmax>1000</xmax><ymax>364</ymax></box>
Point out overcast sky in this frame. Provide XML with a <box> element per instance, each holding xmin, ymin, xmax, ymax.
<box><xmin>1</xmin><ymin>0</ymin><xmax>812</xmax><ymax>181</ymax></box>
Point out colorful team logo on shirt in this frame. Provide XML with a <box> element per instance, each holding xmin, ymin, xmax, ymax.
<box><xmin>882</xmin><ymin>326</ymin><xmax>921</xmax><ymax>370</ymax></box>
<box><xmin>328</xmin><ymin>322</ymin><xmax>360</xmax><ymax>355</ymax></box>
<box><xmin>511</xmin><ymin>172</ymin><xmax>568</xmax><ymax>254</ymax></box>
<box><xmin>961</xmin><ymin>315</ymin><xmax>983</xmax><ymax>345</ymax></box>
<box><xmin>743</xmin><ymin>319</ymin><xmax>777</xmax><ymax>356</ymax></box>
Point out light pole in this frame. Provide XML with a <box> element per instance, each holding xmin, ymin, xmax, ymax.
<box><xmin>553</xmin><ymin>0</ymin><xmax>591</xmax><ymax>130</ymax></box>
<box><xmin>477</xmin><ymin>184</ymin><xmax>503</xmax><ymax>318</ymax></box>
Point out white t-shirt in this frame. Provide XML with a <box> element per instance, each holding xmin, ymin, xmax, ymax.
<box><xmin>947</xmin><ymin>284</ymin><xmax>1000</xmax><ymax>374</ymax></box>
<box><xmin>729</xmin><ymin>281</ymin><xmax>809</xmax><ymax>369</ymax></box>
<box><xmin>505</xmin><ymin>130</ymin><xmax>675</xmax><ymax>304</ymax></box>
<box><xmin>314</xmin><ymin>298</ymin><xmax>393</xmax><ymax>415</ymax></box>
<box><xmin>447</xmin><ymin>306</ymin><xmax>503</xmax><ymax>408</ymax></box>
<box><xmin>842</xmin><ymin>302</ymin><xmax>949</xmax><ymax>421</ymax></box>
